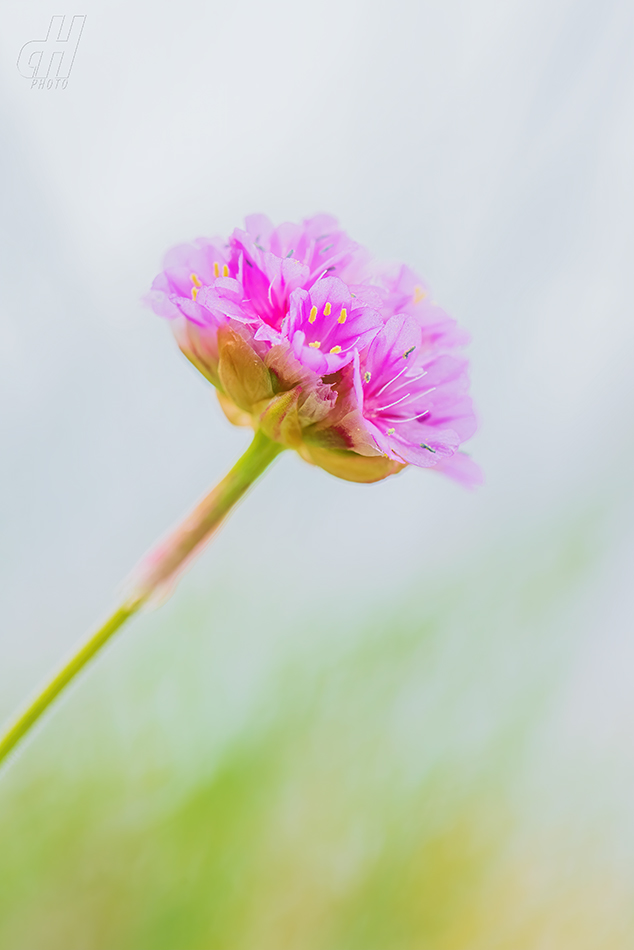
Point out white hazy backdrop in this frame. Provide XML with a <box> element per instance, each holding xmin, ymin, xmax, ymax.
<box><xmin>1</xmin><ymin>0</ymin><xmax>634</xmax><ymax>809</ymax></box>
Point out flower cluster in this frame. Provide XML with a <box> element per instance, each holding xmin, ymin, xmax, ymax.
<box><xmin>146</xmin><ymin>215</ymin><xmax>480</xmax><ymax>486</ymax></box>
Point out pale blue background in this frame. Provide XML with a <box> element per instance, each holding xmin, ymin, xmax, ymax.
<box><xmin>1</xmin><ymin>0</ymin><xmax>633</xmax><ymax>811</ymax></box>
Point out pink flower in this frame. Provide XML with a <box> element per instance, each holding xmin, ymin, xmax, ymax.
<box><xmin>231</xmin><ymin>214</ymin><xmax>371</xmax><ymax>332</ymax></box>
<box><xmin>260</xmin><ymin>276</ymin><xmax>384</xmax><ymax>376</ymax></box>
<box><xmin>354</xmin><ymin>315</ymin><xmax>481</xmax><ymax>487</ymax></box>
<box><xmin>146</xmin><ymin>215</ymin><xmax>480</xmax><ymax>486</ymax></box>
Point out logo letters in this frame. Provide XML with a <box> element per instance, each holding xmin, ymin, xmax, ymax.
<box><xmin>17</xmin><ymin>16</ymin><xmax>86</xmax><ymax>85</ymax></box>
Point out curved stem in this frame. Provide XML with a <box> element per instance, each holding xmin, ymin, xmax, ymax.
<box><xmin>0</xmin><ymin>430</ymin><xmax>285</xmax><ymax>769</ymax></box>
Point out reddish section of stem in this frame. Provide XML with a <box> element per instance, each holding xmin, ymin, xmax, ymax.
<box><xmin>128</xmin><ymin>430</ymin><xmax>285</xmax><ymax>602</ymax></box>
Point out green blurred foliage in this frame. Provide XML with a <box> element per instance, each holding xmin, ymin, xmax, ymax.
<box><xmin>0</xmin><ymin>510</ymin><xmax>632</xmax><ymax>949</ymax></box>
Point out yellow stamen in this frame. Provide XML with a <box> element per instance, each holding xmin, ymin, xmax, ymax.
<box><xmin>191</xmin><ymin>286</ymin><xmax>198</xmax><ymax>301</ymax></box>
<box><xmin>387</xmin><ymin>427</ymin><xmax>395</xmax><ymax>435</ymax></box>
<box><xmin>338</xmin><ymin>308</ymin><xmax>347</xmax><ymax>324</ymax></box>
<box><xmin>222</xmin><ymin>263</ymin><xmax>229</xmax><ymax>277</ymax></box>
<box><xmin>309</xmin><ymin>341</ymin><xmax>321</xmax><ymax>348</ymax></box>
<box><xmin>309</xmin><ymin>306</ymin><xmax>318</xmax><ymax>323</ymax></box>
<box><xmin>213</xmin><ymin>261</ymin><xmax>220</xmax><ymax>278</ymax></box>
<box><xmin>413</xmin><ymin>285</ymin><xmax>426</xmax><ymax>304</ymax></box>
<box><xmin>364</xmin><ymin>371</ymin><xmax>371</xmax><ymax>383</ymax></box>
<box><xmin>190</xmin><ymin>273</ymin><xmax>202</xmax><ymax>287</ymax></box>
<box><xmin>329</xmin><ymin>345</ymin><xmax>342</xmax><ymax>354</ymax></box>
<box><xmin>323</xmin><ymin>302</ymin><xmax>332</xmax><ymax>316</ymax></box>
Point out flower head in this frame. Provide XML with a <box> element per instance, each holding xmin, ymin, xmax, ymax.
<box><xmin>146</xmin><ymin>215</ymin><xmax>480</xmax><ymax>486</ymax></box>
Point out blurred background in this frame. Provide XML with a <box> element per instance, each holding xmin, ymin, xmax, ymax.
<box><xmin>1</xmin><ymin>0</ymin><xmax>634</xmax><ymax>945</ymax></box>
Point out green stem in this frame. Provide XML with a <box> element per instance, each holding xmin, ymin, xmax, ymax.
<box><xmin>0</xmin><ymin>599</ymin><xmax>143</xmax><ymax>768</ymax></box>
<box><xmin>0</xmin><ymin>430</ymin><xmax>285</xmax><ymax>769</ymax></box>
